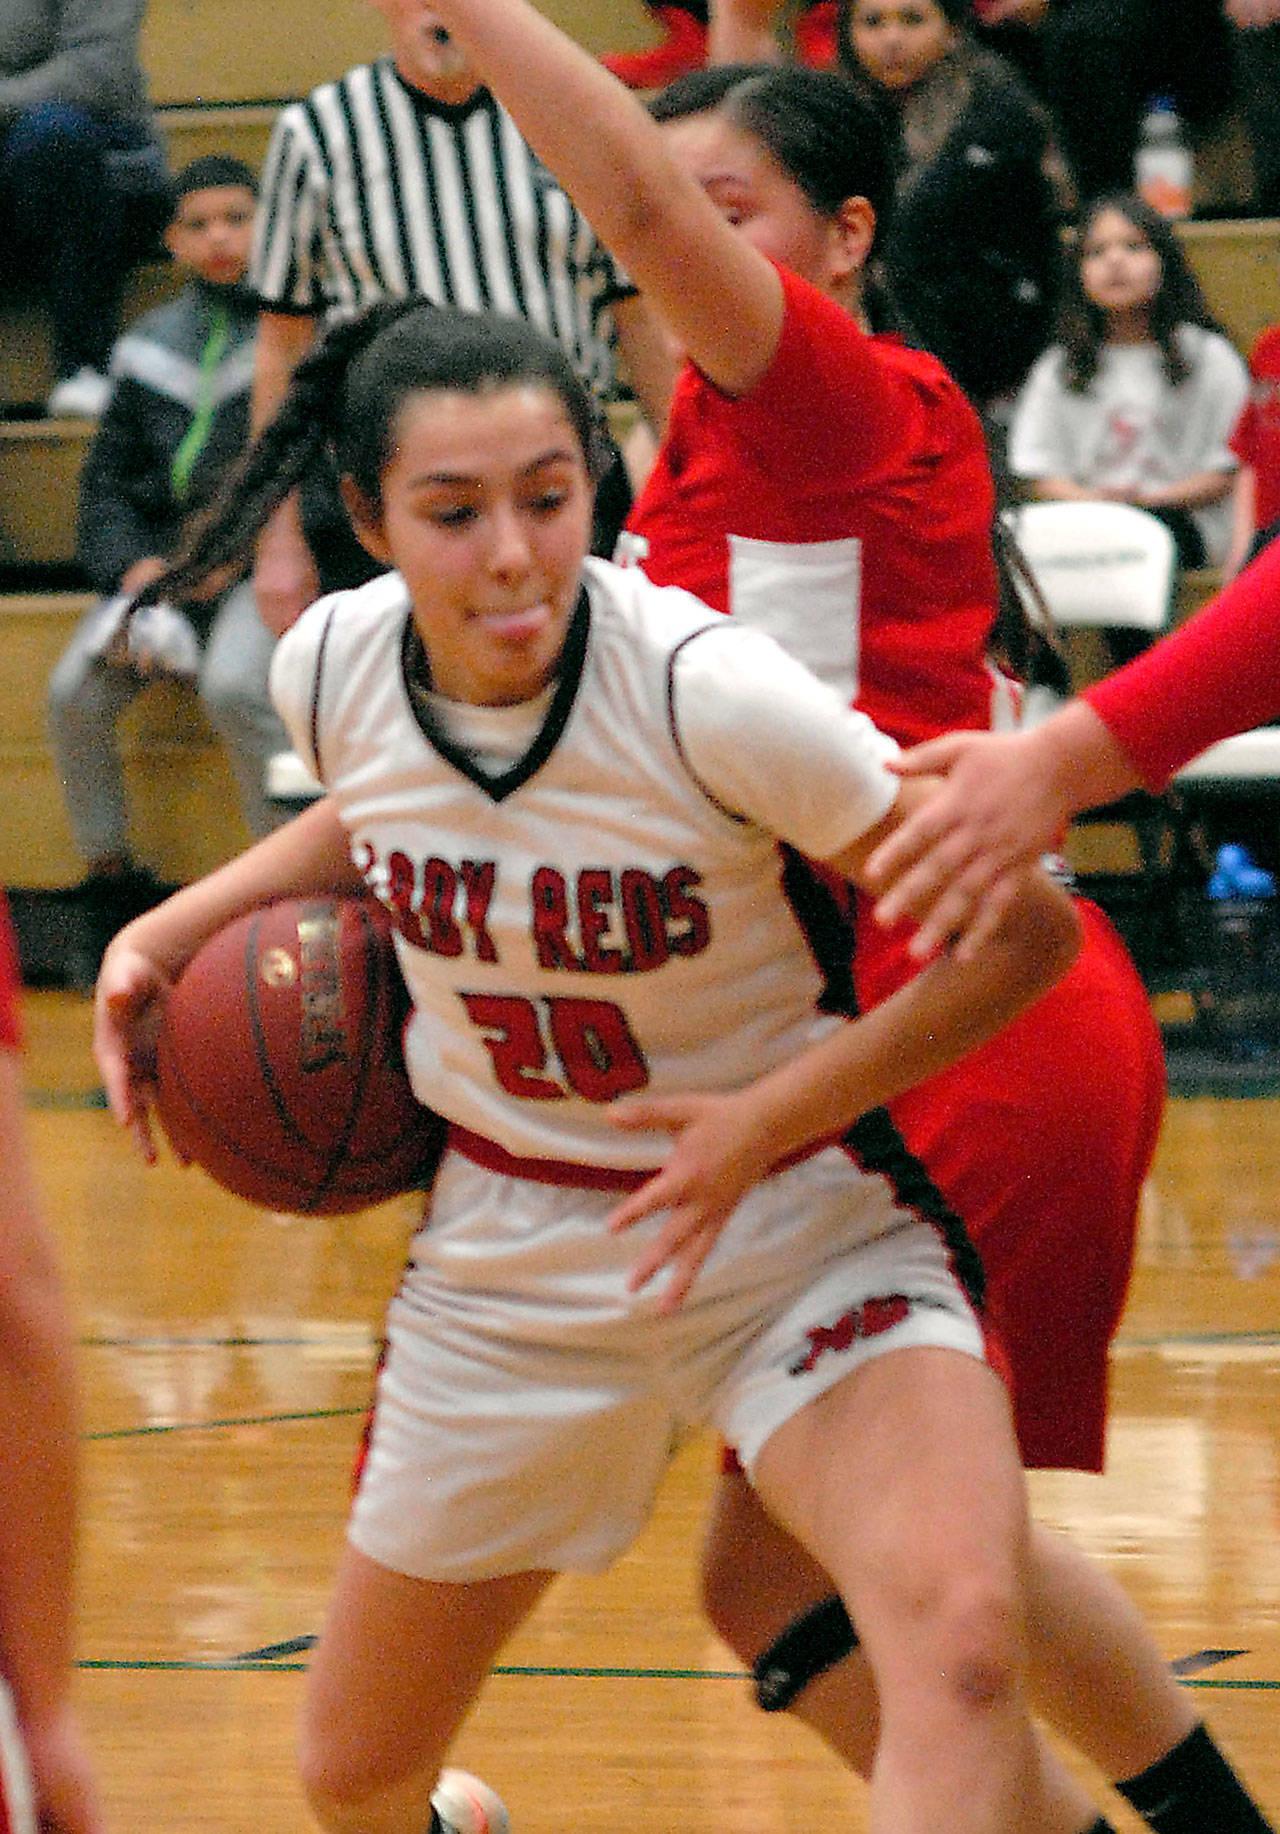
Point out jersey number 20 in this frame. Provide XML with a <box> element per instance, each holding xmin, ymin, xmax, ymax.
<box><xmin>461</xmin><ymin>992</ymin><xmax>650</xmax><ymax>1102</ymax></box>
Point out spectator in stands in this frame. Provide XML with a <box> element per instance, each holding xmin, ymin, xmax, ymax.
<box><xmin>1008</xmin><ymin>193</ymin><xmax>1248</xmax><ymax>574</ymax></box>
<box><xmin>245</xmin><ymin>0</ymin><xmax>676</xmax><ymax>635</ymax></box>
<box><xmin>602</xmin><ymin>0</ymin><xmax>840</xmax><ymax>85</ymax></box>
<box><xmin>835</xmin><ymin>0</ymin><xmax>1069</xmax><ymax>412</ymax></box>
<box><xmin>1016</xmin><ymin>0</ymin><xmax>1235</xmax><ymax>207</ymax></box>
<box><xmin>47</xmin><ymin>156</ymin><xmax>291</xmax><ymax>963</ymax></box>
<box><xmin>1227</xmin><ymin>0</ymin><xmax>1280</xmax><ymax>215</ymax></box>
<box><xmin>0</xmin><ymin>0</ymin><xmax>169</xmax><ymax>420</ymax></box>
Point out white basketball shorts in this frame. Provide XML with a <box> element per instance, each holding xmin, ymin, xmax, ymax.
<box><xmin>349</xmin><ymin>1141</ymin><xmax>985</xmax><ymax>1580</ymax></box>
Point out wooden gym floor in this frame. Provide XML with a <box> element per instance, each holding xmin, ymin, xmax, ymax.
<box><xmin>19</xmin><ymin>985</ymin><xmax>1280</xmax><ymax>1834</ymax></box>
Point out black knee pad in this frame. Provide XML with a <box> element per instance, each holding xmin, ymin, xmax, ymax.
<box><xmin>751</xmin><ymin>1594</ymin><xmax>859</xmax><ymax>1712</ymax></box>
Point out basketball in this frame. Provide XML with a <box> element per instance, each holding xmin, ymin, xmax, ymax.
<box><xmin>154</xmin><ymin>897</ymin><xmax>445</xmax><ymax>1213</ymax></box>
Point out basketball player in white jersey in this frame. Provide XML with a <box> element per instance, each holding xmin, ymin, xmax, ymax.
<box><xmin>92</xmin><ymin>301</ymin><xmax>1125</xmax><ymax>1834</ymax></box>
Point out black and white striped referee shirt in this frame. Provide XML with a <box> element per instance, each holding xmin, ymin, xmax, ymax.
<box><xmin>248</xmin><ymin>57</ymin><xmax>634</xmax><ymax>400</ymax></box>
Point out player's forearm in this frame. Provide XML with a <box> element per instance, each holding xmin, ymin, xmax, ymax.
<box><xmin>112</xmin><ymin>799</ymin><xmax>361</xmax><ymax>982</ymax></box>
<box><xmin>1021</xmin><ymin>698</ymin><xmax>1144</xmax><ymax>821</ymax></box>
<box><xmin>732</xmin><ymin>874</ymin><xmax>1081</xmax><ymax>1162</ymax></box>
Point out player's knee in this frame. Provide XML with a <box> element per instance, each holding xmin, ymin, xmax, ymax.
<box><xmin>863</xmin><ymin>1548</ymin><xmax>1025</xmax><ymax>1715</ymax></box>
<box><xmin>920</xmin><ymin>1580</ymin><xmax>1025</xmax><ymax>1718</ymax></box>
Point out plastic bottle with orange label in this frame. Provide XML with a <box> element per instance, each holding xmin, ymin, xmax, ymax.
<box><xmin>1135</xmin><ymin>95</ymin><xmax>1193</xmax><ymax>219</ymax></box>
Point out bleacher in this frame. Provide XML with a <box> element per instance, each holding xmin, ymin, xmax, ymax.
<box><xmin>0</xmin><ymin>0</ymin><xmax>1269</xmax><ymax>891</ymax></box>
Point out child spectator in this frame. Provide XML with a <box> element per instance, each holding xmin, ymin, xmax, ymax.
<box><xmin>1009</xmin><ymin>192</ymin><xmax>1247</xmax><ymax>572</ymax></box>
<box><xmin>47</xmin><ymin>156</ymin><xmax>291</xmax><ymax>967</ymax></box>
<box><xmin>1225</xmin><ymin>320</ymin><xmax>1280</xmax><ymax>576</ymax></box>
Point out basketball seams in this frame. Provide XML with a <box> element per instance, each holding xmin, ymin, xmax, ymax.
<box><xmin>244</xmin><ymin>908</ymin><xmax>328</xmax><ymax>1174</ymax></box>
<box><xmin>312</xmin><ymin>902</ymin><xmax>385</xmax><ymax>1208</ymax></box>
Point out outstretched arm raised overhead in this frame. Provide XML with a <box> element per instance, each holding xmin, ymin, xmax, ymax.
<box><xmin>423</xmin><ymin>0</ymin><xmax>798</xmax><ymax>395</ymax></box>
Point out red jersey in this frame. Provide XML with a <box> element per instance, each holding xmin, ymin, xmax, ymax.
<box><xmin>0</xmin><ymin>895</ymin><xmax>20</xmax><ymax>1051</ymax></box>
<box><xmin>1085</xmin><ymin>534</ymin><xmax>1280</xmax><ymax>789</ymax></box>
<box><xmin>625</xmin><ymin>266</ymin><xmax>1001</xmax><ymax>749</ymax></box>
<box><xmin>1230</xmin><ymin>324</ymin><xmax>1280</xmax><ymax>531</ymax></box>
<box><xmin>628</xmin><ymin>264</ymin><xmax>1162</xmax><ymax>1473</ymax></box>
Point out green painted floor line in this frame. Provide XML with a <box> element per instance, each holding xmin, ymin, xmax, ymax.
<box><xmin>76</xmin><ymin>1658</ymin><xmax>747</xmax><ymax>1678</ymax></box>
<box><xmin>27</xmin><ymin>1086</ymin><xmax>109</xmax><ymax>1109</ymax></box>
<box><xmin>72</xmin><ymin>1659</ymin><xmax>1279</xmax><ymax>1690</ymax></box>
<box><xmin>85</xmin><ymin>1405</ymin><xmax>366</xmax><ymax>1441</ymax></box>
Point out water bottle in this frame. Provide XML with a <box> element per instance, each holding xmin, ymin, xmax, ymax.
<box><xmin>1199</xmin><ymin>844</ymin><xmax>1280</xmax><ymax>1058</ymax></box>
<box><xmin>1135</xmin><ymin>96</ymin><xmax>1193</xmax><ymax>220</ymax></box>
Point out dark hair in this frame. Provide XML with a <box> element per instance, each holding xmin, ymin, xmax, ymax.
<box><xmin>134</xmin><ymin>303</ymin><xmax>609</xmax><ymax>609</ymax></box>
<box><xmin>1057</xmin><ymin>192</ymin><xmax>1222</xmax><ymax>392</ymax></box>
<box><xmin>651</xmin><ymin>63</ymin><xmax>894</xmax><ymax>241</ymax></box>
<box><xmin>172</xmin><ymin>154</ymin><xmax>258</xmax><ymax>201</ymax></box>
<box><xmin>836</xmin><ymin>0</ymin><xmax>969</xmax><ymax>68</ymax></box>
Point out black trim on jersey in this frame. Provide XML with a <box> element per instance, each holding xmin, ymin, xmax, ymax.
<box><xmin>308</xmin><ymin>600</ymin><xmax>341</xmax><ymax>785</ymax></box>
<box><xmin>842</xmin><ymin>1108</ymin><xmax>987</xmax><ymax>1314</ymax></box>
<box><xmin>779</xmin><ymin>845</ymin><xmax>858</xmax><ymax>1017</ymax></box>
<box><xmin>664</xmin><ymin>627</ymin><xmax>750</xmax><ymax>823</ymax></box>
<box><xmin>777</xmin><ymin>846</ymin><xmax>987</xmax><ymax>1313</ymax></box>
<box><xmin>398</xmin><ymin>588</ymin><xmax>591</xmax><ymax>801</ymax></box>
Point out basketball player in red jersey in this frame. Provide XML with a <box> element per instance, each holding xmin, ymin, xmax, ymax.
<box><xmin>0</xmin><ymin>896</ymin><xmax>103</xmax><ymax>1834</ymax></box>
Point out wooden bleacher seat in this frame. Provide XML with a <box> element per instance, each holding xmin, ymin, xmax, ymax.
<box><xmin>0</xmin><ymin>593</ymin><xmax>251</xmax><ymax>888</ymax></box>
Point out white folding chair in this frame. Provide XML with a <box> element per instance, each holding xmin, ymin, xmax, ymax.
<box><xmin>1002</xmin><ymin>498</ymin><xmax>1177</xmax><ymax>642</ymax></box>
<box><xmin>1002</xmin><ymin>501</ymin><xmax>1182</xmax><ymax>979</ymax></box>
<box><xmin>265</xmin><ymin>749</ymin><xmax>324</xmax><ymax>817</ymax></box>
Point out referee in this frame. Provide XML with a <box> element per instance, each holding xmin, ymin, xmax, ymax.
<box><xmin>246</xmin><ymin>0</ymin><xmax>675</xmax><ymax>634</ymax></box>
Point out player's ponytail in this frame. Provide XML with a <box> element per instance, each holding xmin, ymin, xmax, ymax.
<box><xmin>130</xmin><ymin>303</ymin><xmax>419</xmax><ymax>613</ymax></box>
<box><xmin>989</xmin><ymin>512</ymin><xmax>1071</xmax><ymax>698</ymax></box>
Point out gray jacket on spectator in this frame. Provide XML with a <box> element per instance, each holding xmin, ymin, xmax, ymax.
<box><xmin>76</xmin><ymin>281</ymin><xmax>257</xmax><ymax>596</ymax></box>
<box><xmin>0</xmin><ymin>0</ymin><xmax>150</xmax><ymax>131</ymax></box>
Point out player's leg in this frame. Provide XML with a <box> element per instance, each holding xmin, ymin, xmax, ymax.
<box><xmin>704</xmin><ymin>1471</ymin><xmax>1273</xmax><ymax>1834</ymax></box>
<box><xmin>300</xmin><ymin>1544</ymin><xmax>551</xmax><ymax>1834</ymax></box>
<box><xmin>750</xmin><ymin>1345</ymin><xmax>1100</xmax><ymax>1834</ymax></box>
<box><xmin>196</xmin><ymin>583</ymin><xmax>293</xmax><ymax>839</ymax></box>
<box><xmin>46</xmin><ymin>606</ymin><xmax>146</xmax><ymax>874</ymax></box>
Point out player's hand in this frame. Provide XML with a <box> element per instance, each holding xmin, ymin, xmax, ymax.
<box><xmin>251</xmin><ymin>526</ymin><xmax>320</xmax><ymax>637</ymax></box>
<box><xmin>606</xmin><ymin>1091</ymin><xmax>776</xmax><ymax>1312</ymax></box>
<box><xmin>92</xmin><ymin>938</ymin><xmax>174</xmax><ymax>1161</ymax></box>
<box><xmin>866</xmin><ymin>728</ymin><xmax>1065</xmax><ymax>961</ymax></box>
<box><xmin>17</xmin><ymin>1700</ymin><xmax>105</xmax><ymax>1834</ymax></box>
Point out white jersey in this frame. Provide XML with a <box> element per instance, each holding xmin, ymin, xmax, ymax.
<box><xmin>271</xmin><ymin>558</ymin><xmax>900</xmax><ymax>1172</ymax></box>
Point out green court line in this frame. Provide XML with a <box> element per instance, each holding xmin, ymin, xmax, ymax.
<box><xmin>26</xmin><ymin>1087</ymin><xmax>109</xmax><ymax>1110</ymax></box>
<box><xmin>71</xmin><ymin>1658</ymin><xmax>1280</xmax><ymax>1690</ymax></box>
<box><xmin>85</xmin><ymin>1406</ymin><xmax>366</xmax><ymax>1441</ymax></box>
